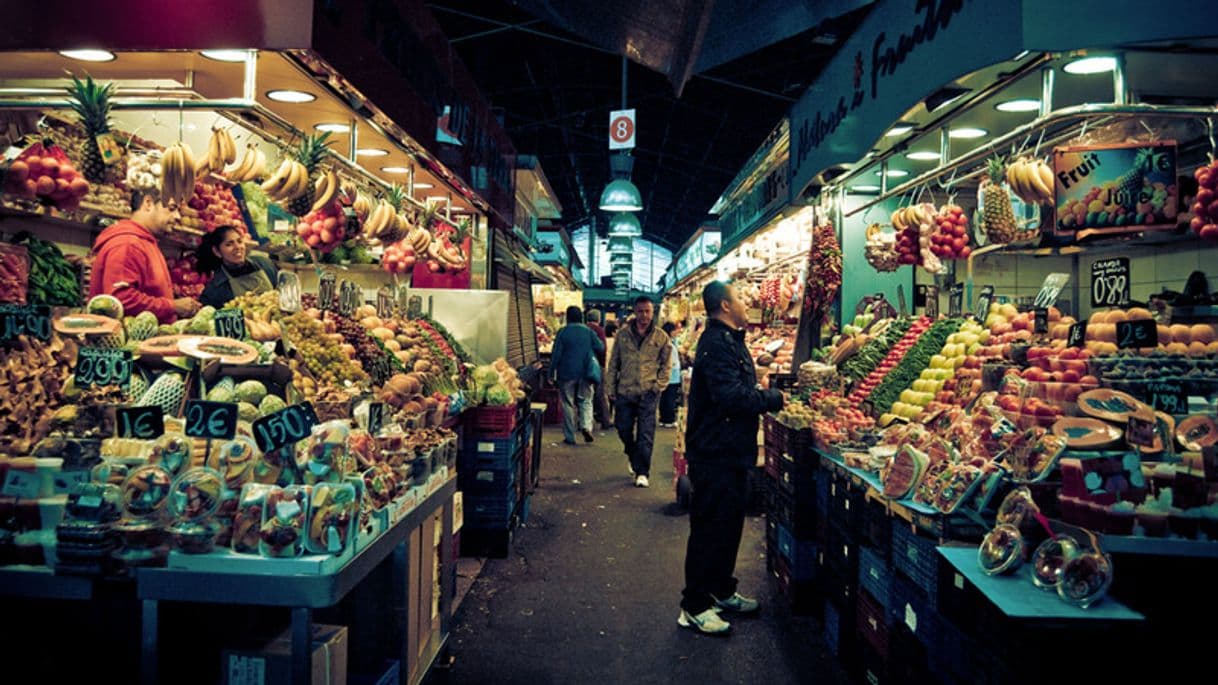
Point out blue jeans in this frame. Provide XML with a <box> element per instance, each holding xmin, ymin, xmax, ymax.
<box><xmin>615</xmin><ymin>392</ymin><xmax>658</xmax><ymax>477</ymax></box>
<box><xmin>559</xmin><ymin>379</ymin><xmax>593</xmax><ymax>443</ymax></box>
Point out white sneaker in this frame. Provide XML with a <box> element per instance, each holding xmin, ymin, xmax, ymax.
<box><xmin>678</xmin><ymin>608</ymin><xmax>730</xmax><ymax>635</ymax></box>
<box><xmin>713</xmin><ymin>592</ymin><xmax>760</xmax><ymax>614</ymax></box>
<box><xmin>635</xmin><ymin>475</ymin><xmax>650</xmax><ymax>488</ymax></box>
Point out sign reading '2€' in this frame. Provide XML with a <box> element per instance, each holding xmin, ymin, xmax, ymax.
<box><xmin>184</xmin><ymin>400</ymin><xmax>239</xmax><ymax>440</ymax></box>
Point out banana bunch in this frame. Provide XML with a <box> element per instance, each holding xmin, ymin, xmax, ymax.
<box><xmin>362</xmin><ymin>199</ymin><xmax>404</xmax><ymax>241</ymax></box>
<box><xmin>405</xmin><ymin>226</ymin><xmax>431</xmax><ymax>254</ymax></box>
<box><xmin>195</xmin><ymin>127</ymin><xmax>237</xmax><ymax>177</ymax></box>
<box><xmin>890</xmin><ymin>203</ymin><xmax>935</xmax><ymax>231</ymax></box>
<box><xmin>309</xmin><ymin>169</ymin><xmax>340</xmax><ymax>214</ymax></box>
<box><xmin>160</xmin><ymin>142</ymin><xmax>198</xmax><ymax>203</ymax></box>
<box><xmin>225</xmin><ymin>144</ymin><xmax>268</xmax><ymax>183</ymax></box>
<box><xmin>339</xmin><ymin>181</ymin><xmax>358</xmax><ymax>205</ymax></box>
<box><xmin>260</xmin><ymin>157</ymin><xmax>310</xmax><ymax>203</ymax></box>
<box><xmin>1006</xmin><ymin>157</ymin><xmax>1055</xmax><ymax>206</ymax></box>
<box><xmin>352</xmin><ymin>193</ymin><xmax>373</xmax><ymax>221</ymax></box>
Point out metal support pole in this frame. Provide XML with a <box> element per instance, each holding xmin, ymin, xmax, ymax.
<box><xmin>141</xmin><ymin>600</ymin><xmax>158</xmax><ymax>685</ymax></box>
<box><xmin>242</xmin><ymin>50</ymin><xmax>257</xmax><ymax>103</ymax></box>
<box><xmin>1113</xmin><ymin>53</ymin><xmax>1130</xmax><ymax>105</ymax></box>
<box><xmin>880</xmin><ymin>159</ymin><xmax>889</xmax><ymax>195</ymax></box>
<box><xmin>939</xmin><ymin>127</ymin><xmax>950</xmax><ymax>166</ymax></box>
<box><xmin>408</xmin><ymin>165</ymin><xmax>416</xmax><ymax>197</ymax></box>
<box><xmin>1041</xmin><ymin>66</ymin><xmax>1056</xmax><ymax>117</ymax></box>
<box><xmin>349</xmin><ymin>117</ymin><xmax>358</xmax><ymax>162</ymax></box>
<box><xmin>621</xmin><ymin>56</ymin><xmax>628</xmax><ymax>110</ymax></box>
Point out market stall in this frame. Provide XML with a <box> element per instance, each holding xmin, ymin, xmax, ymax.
<box><xmin>761</xmin><ymin>2</ymin><xmax>1218</xmax><ymax>683</ymax></box>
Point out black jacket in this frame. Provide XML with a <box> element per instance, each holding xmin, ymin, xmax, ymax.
<box><xmin>685</xmin><ymin>318</ymin><xmax>783</xmax><ymax>468</ymax></box>
<box><xmin>198</xmin><ymin>255</ymin><xmax>278</xmax><ymax>309</ymax></box>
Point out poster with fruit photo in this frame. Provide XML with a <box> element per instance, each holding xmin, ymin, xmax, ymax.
<box><xmin>1053</xmin><ymin>141</ymin><xmax>1177</xmax><ymax>239</ymax></box>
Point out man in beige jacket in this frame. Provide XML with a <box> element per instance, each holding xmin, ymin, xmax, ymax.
<box><xmin>606</xmin><ymin>296</ymin><xmax>672</xmax><ymax>488</ymax></box>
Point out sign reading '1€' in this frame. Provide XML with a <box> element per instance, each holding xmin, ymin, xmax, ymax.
<box><xmin>116</xmin><ymin>406</ymin><xmax>165</xmax><ymax>440</ymax></box>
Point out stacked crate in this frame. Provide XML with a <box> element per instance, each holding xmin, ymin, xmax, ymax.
<box><xmin>458</xmin><ymin>406</ymin><xmax>531</xmax><ymax>558</ymax></box>
<box><xmin>762</xmin><ymin>416</ymin><xmax>822</xmax><ymax>614</ymax></box>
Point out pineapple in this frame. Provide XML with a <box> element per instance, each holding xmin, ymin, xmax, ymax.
<box><xmin>288</xmin><ymin>132</ymin><xmax>332</xmax><ymax>216</ymax></box>
<box><xmin>1114</xmin><ymin>147</ymin><xmax>1162</xmax><ymax>206</ymax></box>
<box><xmin>982</xmin><ymin>156</ymin><xmax>1018</xmax><ymax>244</ymax></box>
<box><xmin>66</xmin><ymin>74</ymin><xmax>116</xmax><ymax>183</ymax></box>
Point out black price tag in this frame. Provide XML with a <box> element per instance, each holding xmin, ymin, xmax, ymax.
<box><xmin>922</xmin><ymin>285</ymin><xmax>939</xmax><ymax>320</ymax></box>
<box><xmin>1115</xmin><ymin>319</ymin><xmax>1157</xmax><ymax>350</ymax></box>
<box><xmin>897</xmin><ymin>285</ymin><xmax>908</xmax><ymax>317</ymax></box>
<box><xmin>116</xmin><ymin>406</ymin><xmax>165</xmax><ymax>440</ymax></box>
<box><xmin>319</xmin><ymin>271</ymin><xmax>336</xmax><ymax>311</ymax></box>
<box><xmin>75</xmin><ymin>348</ymin><xmax>132</xmax><ymax>388</ymax></box>
<box><xmin>342</xmin><ymin>206</ymin><xmax>359</xmax><ymax>241</ymax></box>
<box><xmin>368</xmin><ymin>402</ymin><xmax>385</xmax><ymax>435</ymax></box>
<box><xmin>252</xmin><ymin>402</ymin><xmax>319</xmax><ymax>453</ymax></box>
<box><xmin>1033</xmin><ymin>273</ymin><xmax>1071</xmax><ymax>309</ymax></box>
<box><xmin>376</xmin><ymin>287</ymin><xmax>395</xmax><ymax>319</ymax></box>
<box><xmin>213</xmin><ymin>308</ymin><xmax>246</xmax><ymax>340</ymax></box>
<box><xmin>184</xmin><ymin>400</ymin><xmax>239</xmax><ymax>440</ymax></box>
<box><xmin>975</xmin><ymin>286</ymin><xmax>995</xmax><ymax>319</ymax></box>
<box><xmin>1091</xmin><ymin>257</ymin><xmax>1130</xmax><ymax>308</ymax></box>
<box><xmin>1144</xmin><ymin>381</ymin><xmax>1187</xmax><ymax>415</ymax></box>
<box><xmin>1067</xmin><ymin>321</ymin><xmax>1087</xmax><ymax>348</ymax></box>
<box><xmin>1034</xmin><ymin>307</ymin><xmax>1049</xmax><ymax>334</ymax></box>
<box><xmin>1126</xmin><ymin>415</ymin><xmax>1157</xmax><ymax>448</ymax></box>
<box><xmin>0</xmin><ymin>304</ymin><xmax>51</xmax><ymax>342</ymax></box>
<box><xmin>339</xmin><ymin>280</ymin><xmax>360</xmax><ymax>317</ymax></box>
<box><xmin>948</xmin><ymin>284</ymin><xmax>964</xmax><ymax>318</ymax></box>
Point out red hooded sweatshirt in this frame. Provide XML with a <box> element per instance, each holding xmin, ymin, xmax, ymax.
<box><xmin>89</xmin><ymin>219</ymin><xmax>176</xmax><ymax>323</ymax></box>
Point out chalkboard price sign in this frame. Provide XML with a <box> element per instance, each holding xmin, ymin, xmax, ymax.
<box><xmin>1144</xmin><ymin>381</ymin><xmax>1187</xmax><ymax>415</ymax></box>
<box><xmin>116</xmin><ymin>406</ymin><xmax>165</xmax><ymax>440</ymax></box>
<box><xmin>184</xmin><ymin>400</ymin><xmax>239</xmax><ymax>440</ymax></box>
<box><xmin>0</xmin><ymin>304</ymin><xmax>51</xmax><ymax>342</ymax></box>
<box><xmin>213</xmin><ymin>308</ymin><xmax>246</xmax><ymax>340</ymax></box>
<box><xmin>252</xmin><ymin>402</ymin><xmax>319</xmax><ymax>453</ymax></box>
<box><xmin>1126</xmin><ymin>415</ymin><xmax>1157</xmax><ymax>449</ymax></box>
<box><xmin>974</xmin><ymin>285</ymin><xmax>995</xmax><ymax>319</ymax></box>
<box><xmin>922</xmin><ymin>285</ymin><xmax>939</xmax><ymax>320</ymax></box>
<box><xmin>1091</xmin><ymin>257</ymin><xmax>1130</xmax><ymax>308</ymax></box>
<box><xmin>1034</xmin><ymin>308</ymin><xmax>1049</xmax><ymax>334</ymax></box>
<box><xmin>948</xmin><ymin>283</ymin><xmax>964</xmax><ymax>318</ymax></box>
<box><xmin>1067</xmin><ymin>321</ymin><xmax>1087</xmax><ymax>348</ymax></box>
<box><xmin>1115</xmin><ymin>319</ymin><xmax>1157</xmax><ymax>350</ymax></box>
<box><xmin>368</xmin><ymin>402</ymin><xmax>385</xmax><ymax>436</ymax></box>
<box><xmin>1033</xmin><ymin>273</ymin><xmax>1070</xmax><ymax>309</ymax></box>
<box><xmin>75</xmin><ymin>348</ymin><xmax>133</xmax><ymax>388</ymax></box>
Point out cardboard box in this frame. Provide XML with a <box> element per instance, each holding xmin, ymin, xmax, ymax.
<box><xmin>222</xmin><ymin>623</ymin><xmax>348</xmax><ymax>685</ymax></box>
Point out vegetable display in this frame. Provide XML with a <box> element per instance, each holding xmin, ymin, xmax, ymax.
<box><xmin>864</xmin><ymin>318</ymin><xmax>961</xmax><ymax>415</ymax></box>
<box><xmin>14</xmin><ymin>234</ymin><xmax>81</xmax><ymax>306</ymax></box>
<box><xmin>846</xmin><ymin>318</ymin><xmax>931</xmax><ymax>406</ymax></box>
<box><xmin>839</xmin><ymin>318</ymin><xmax>912</xmax><ymax>383</ymax></box>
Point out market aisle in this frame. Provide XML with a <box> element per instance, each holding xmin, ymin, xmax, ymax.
<box><xmin>447</xmin><ymin>425</ymin><xmax>850</xmax><ymax>685</ymax></box>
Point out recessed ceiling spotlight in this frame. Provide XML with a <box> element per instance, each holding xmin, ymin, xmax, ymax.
<box><xmin>200</xmin><ymin>50</ymin><xmax>249</xmax><ymax>62</ymax></box>
<box><xmin>875</xmin><ymin>169</ymin><xmax>910</xmax><ymax>178</ymax></box>
<box><xmin>59</xmin><ymin>50</ymin><xmax>115</xmax><ymax>62</ymax></box>
<box><xmin>852</xmin><ymin>185</ymin><xmax>881</xmax><ymax>192</ymax></box>
<box><xmin>886</xmin><ymin>125</ymin><xmax>914</xmax><ymax>137</ymax></box>
<box><xmin>356</xmin><ymin>148</ymin><xmax>388</xmax><ymax>157</ymax></box>
<box><xmin>381</xmin><ymin>166</ymin><xmax>410</xmax><ymax>174</ymax></box>
<box><xmin>995</xmin><ymin>98</ymin><xmax>1041</xmax><ymax>112</ymax></box>
<box><xmin>266</xmin><ymin>90</ymin><xmax>316</xmax><ymax>103</ymax></box>
<box><xmin>948</xmin><ymin>127</ymin><xmax>988</xmax><ymax>139</ymax></box>
<box><xmin>314</xmin><ymin>123</ymin><xmax>350</xmax><ymax>133</ymax></box>
<box><xmin>906</xmin><ymin>151</ymin><xmax>942</xmax><ymax>161</ymax></box>
<box><xmin>412</xmin><ymin>183</ymin><xmax>434</xmax><ymax>189</ymax></box>
<box><xmin>1064</xmin><ymin>56</ymin><xmax>1116</xmax><ymax>74</ymax></box>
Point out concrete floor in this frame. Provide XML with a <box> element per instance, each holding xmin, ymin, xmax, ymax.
<box><xmin>446</xmin><ymin>424</ymin><xmax>851</xmax><ymax>685</ymax></box>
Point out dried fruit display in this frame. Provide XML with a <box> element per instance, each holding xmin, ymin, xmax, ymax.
<box><xmin>0</xmin><ymin>335</ymin><xmax>77</xmax><ymax>454</ymax></box>
<box><xmin>3</xmin><ymin>139</ymin><xmax>91</xmax><ymax>210</ymax></box>
<box><xmin>802</xmin><ymin>221</ymin><xmax>842</xmax><ymax>325</ymax></box>
<box><xmin>0</xmin><ymin>243</ymin><xmax>29</xmax><ymax>304</ymax></box>
<box><xmin>1189</xmin><ymin>158</ymin><xmax>1218</xmax><ymax>241</ymax></box>
<box><xmin>929</xmin><ymin>204</ymin><xmax>972</xmax><ymax>261</ymax></box>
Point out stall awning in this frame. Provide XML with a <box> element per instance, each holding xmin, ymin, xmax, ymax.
<box><xmin>495</xmin><ymin>234</ymin><xmax>554</xmax><ymax>284</ymax></box>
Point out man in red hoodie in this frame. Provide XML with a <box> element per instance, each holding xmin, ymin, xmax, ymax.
<box><xmin>90</xmin><ymin>188</ymin><xmax>199</xmax><ymax>323</ymax></box>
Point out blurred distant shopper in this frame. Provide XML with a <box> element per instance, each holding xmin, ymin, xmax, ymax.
<box><xmin>659</xmin><ymin>321</ymin><xmax>682</xmax><ymax>427</ymax></box>
<box><xmin>550</xmin><ymin>306</ymin><xmax>604</xmax><ymax>445</ymax></box>
<box><xmin>678</xmin><ymin>281</ymin><xmax>784</xmax><ymax>635</ymax></box>
<box><xmin>586</xmin><ymin>309</ymin><xmax>613</xmax><ymax>430</ymax></box>
<box><xmin>606</xmin><ymin>296</ymin><xmax>672</xmax><ymax>488</ymax></box>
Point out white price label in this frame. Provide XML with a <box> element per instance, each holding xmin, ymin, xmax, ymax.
<box><xmin>2</xmin><ymin>470</ymin><xmax>39</xmax><ymax>498</ymax></box>
<box><xmin>955</xmin><ymin>573</ymin><xmax>965</xmax><ymax>590</ymax></box>
<box><xmin>478</xmin><ymin>442</ymin><xmax>495</xmax><ymax>453</ymax></box>
<box><xmin>905</xmin><ymin>603</ymin><xmax>918</xmax><ymax>632</ymax></box>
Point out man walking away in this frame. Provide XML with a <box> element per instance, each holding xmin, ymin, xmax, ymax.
<box><xmin>678</xmin><ymin>281</ymin><xmax>784</xmax><ymax>635</ymax></box>
<box><xmin>550</xmin><ymin>306</ymin><xmax>604</xmax><ymax>445</ymax></box>
<box><xmin>659</xmin><ymin>321</ymin><xmax>682</xmax><ymax>427</ymax></box>
<box><xmin>585</xmin><ymin>309</ymin><xmax>613</xmax><ymax>430</ymax></box>
<box><xmin>605</xmin><ymin>296</ymin><xmax>672</xmax><ymax>488</ymax></box>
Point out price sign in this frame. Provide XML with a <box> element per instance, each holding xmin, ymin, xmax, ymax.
<box><xmin>1091</xmin><ymin>257</ymin><xmax>1130</xmax><ymax>308</ymax></box>
<box><xmin>1033</xmin><ymin>273</ymin><xmax>1071</xmax><ymax>309</ymax></box>
<box><xmin>75</xmin><ymin>348</ymin><xmax>133</xmax><ymax>388</ymax></box>
<box><xmin>0</xmin><ymin>304</ymin><xmax>51</xmax><ymax>342</ymax></box>
<box><xmin>1115</xmin><ymin>319</ymin><xmax>1157</xmax><ymax>349</ymax></box>
<box><xmin>948</xmin><ymin>284</ymin><xmax>964</xmax><ymax>318</ymax></box>
<box><xmin>974</xmin><ymin>285</ymin><xmax>995</xmax><ymax>319</ymax></box>
<box><xmin>319</xmin><ymin>271</ymin><xmax>336</xmax><ymax>311</ymax></box>
<box><xmin>116</xmin><ymin>406</ymin><xmax>165</xmax><ymax>440</ymax></box>
<box><xmin>922</xmin><ymin>285</ymin><xmax>939</xmax><ymax>320</ymax></box>
<box><xmin>1034</xmin><ymin>307</ymin><xmax>1049</xmax><ymax>334</ymax></box>
<box><xmin>897</xmin><ymin>285</ymin><xmax>908</xmax><ymax>317</ymax></box>
<box><xmin>368</xmin><ymin>402</ymin><xmax>385</xmax><ymax>436</ymax></box>
<box><xmin>1</xmin><ymin>469</ymin><xmax>39</xmax><ymax>498</ymax></box>
<box><xmin>213</xmin><ymin>308</ymin><xmax>246</xmax><ymax>340</ymax></box>
<box><xmin>278</xmin><ymin>272</ymin><xmax>301</xmax><ymax>313</ymax></box>
<box><xmin>342</xmin><ymin>206</ymin><xmax>360</xmax><ymax>240</ymax></box>
<box><xmin>1126</xmin><ymin>415</ymin><xmax>1157</xmax><ymax>448</ymax></box>
<box><xmin>338</xmin><ymin>280</ymin><xmax>360</xmax><ymax>317</ymax></box>
<box><xmin>376</xmin><ymin>287</ymin><xmax>395</xmax><ymax>319</ymax></box>
<box><xmin>252</xmin><ymin>402</ymin><xmax>319</xmax><ymax>453</ymax></box>
<box><xmin>184</xmin><ymin>400</ymin><xmax>239</xmax><ymax>440</ymax></box>
<box><xmin>1144</xmin><ymin>381</ymin><xmax>1187</xmax><ymax>415</ymax></box>
<box><xmin>1067</xmin><ymin>321</ymin><xmax>1087</xmax><ymax>348</ymax></box>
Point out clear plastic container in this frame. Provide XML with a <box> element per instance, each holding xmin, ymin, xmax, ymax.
<box><xmin>151</xmin><ymin>433</ymin><xmax>193</xmax><ymax>477</ymax></box>
<box><xmin>303</xmin><ymin>420</ymin><xmax>351</xmax><ymax>485</ymax></box>
<box><xmin>259</xmin><ymin>485</ymin><xmax>308</xmax><ymax>558</ymax></box>
<box><xmin>232</xmin><ymin>483</ymin><xmax>271</xmax><ymax>554</ymax></box>
<box><xmin>166</xmin><ymin>467</ymin><xmax>223</xmax><ymax>554</ymax></box>
<box><xmin>306</xmin><ymin>482</ymin><xmax>358</xmax><ymax>555</ymax></box>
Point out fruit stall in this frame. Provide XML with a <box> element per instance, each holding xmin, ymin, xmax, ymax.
<box><xmin>0</xmin><ymin>7</ymin><xmax>544</xmax><ymax>683</ymax></box>
<box><xmin>753</xmin><ymin>2</ymin><xmax>1218</xmax><ymax>685</ymax></box>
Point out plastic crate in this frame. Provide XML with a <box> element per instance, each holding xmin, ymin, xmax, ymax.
<box><xmin>460</xmin><ymin>425</ymin><xmax>526</xmax><ymax>470</ymax></box>
<box><xmin>861</xmin><ymin>495</ymin><xmax>892</xmax><ymax>557</ymax></box>
<box><xmin>463</xmin><ymin>493</ymin><xmax>517</xmax><ymax>529</ymax></box>
<box><xmin>459</xmin><ymin>526</ymin><xmax>513</xmax><ymax>558</ymax></box>
<box><xmin>857</xmin><ymin>545</ymin><xmax>895</xmax><ymax>611</ymax></box>
<box><xmin>775</xmin><ymin>521</ymin><xmax>817</xmax><ymax>580</ymax></box>
<box><xmin>771</xmin><ymin>483</ymin><xmax>818</xmax><ymax>538</ymax></box>
<box><xmin>777</xmin><ymin>448</ymin><xmax>818</xmax><ymax>496</ymax></box>
<box><xmin>822</xmin><ymin>565</ymin><xmax>856</xmax><ymax>612</ymax></box>
<box><xmin>887</xmin><ymin>575</ymin><xmax>942</xmax><ymax>653</ymax></box>
<box><xmin>763</xmin><ymin>444</ymin><xmax>781</xmax><ymax>481</ymax></box>
<box><xmin>467</xmin><ymin>404</ymin><xmax>520</xmax><ymax>438</ymax></box>
<box><xmin>827</xmin><ymin>476</ymin><xmax>864</xmax><ymax>534</ymax></box>
<box><xmin>888</xmin><ymin>623</ymin><xmax>935</xmax><ymax>685</ymax></box>
<box><xmin>786</xmin><ymin>426</ymin><xmax>815</xmax><ymax>461</ymax></box>
<box><xmin>856</xmin><ymin>587</ymin><xmax>890</xmax><ymax>659</ymax></box>
<box><xmin>770</xmin><ymin>373</ymin><xmax>798</xmax><ymax>391</ymax></box>
<box><xmin>825</xmin><ymin>519</ymin><xmax>859</xmax><ymax>580</ymax></box>
<box><xmin>926</xmin><ymin>611</ymin><xmax>973</xmax><ymax>685</ymax></box>
<box><xmin>860</xmin><ymin>643</ymin><xmax>889</xmax><ymax>685</ymax></box>
<box><xmin>763</xmin><ymin>414</ymin><xmax>783</xmax><ymax>449</ymax></box>
<box><xmin>823</xmin><ymin>601</ymin><xmax>859</xmax><ymax>670</ymax></box>
<box><xmin>936</xmin><ymin>555</ymin><xmax>981</xmax><ymax>635</ymax></box>
<box><xmin>815</xmin><ymin>472</ymin><xmax>830</xmax><ymax>518</ymax></box>
<box><xmin>890</xmin><ymin>520</ymin><xmax>941</xmax><ymax>607</ymax></box>
<box><xmin>771</xmin><ymin>552</ymin><xmax>820</xmax><ymax>615</ymax></box>
<box><xmin>458</xmin><ymin>464</ymin><xmax>516</xmax><ymax>497</ymax></box>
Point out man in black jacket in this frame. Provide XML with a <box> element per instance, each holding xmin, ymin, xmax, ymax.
<box><xmin>678</xmin><ymin>281</ymin><xmax>784</xmax><ymax>635</ymax></box>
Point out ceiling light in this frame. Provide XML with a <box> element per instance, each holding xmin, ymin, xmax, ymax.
<box><xmin>315</xmin><ymin>123</ymin><xmax>350</xmax><ymax>133</ymax></box>
<box><xmin>995</xmin><ymin>98</ymin><xmax>1041</xmax><ymax>112</ymax></box>
<box><xmin>0</xmin><ymin>87</ymin><xmax>61</xmax><ymax>95</ymax></box>
<box><xmin>412</xmin><ymin>183</ymin><xmax>434</xmax><ymax>189</ymax></box>
<box><xmin>356</xmin><ymin>148</ymin><xmax>388</xmax><ymax>157</ymax></box>
<box><xmin>906</xmin><ymin>151</ymin><xmax>942</xmax><ymax>161</ymax></box>
<box><xmin>599</xmin><ymin>179</ymin><xmax>643</xmax><ymax>212</ymax></box>
<box><xmin>925</xmin><ymin>87</ymin><xmax>968</xmax><ymax>112</ymax></box>
<box><xmin>852</xmin><ymin>185</ymin><xmax>881</xmax><ymax>192</ymax></box>
<box><xmin>266</xmin><ymin>89</ymin><xmax>316</xmax><ymax>103</ymax></box>
<box><xmin>200</xmin><ymin>50</ymin><xmax>249</xmax><ymax>62</ymax></box>
<box><xmin>59</xmin><ymin>50</ymin><xmax>115</xmax><ymax>62</ymax></box>
<box><xmin>381</xmin><ymin>166</ymin><xmax>410</xmax><ymax>174</ymax></box>
<box><xmin>948</xmin><ymin>127</ymin><xmax>988</xmax><ymax>139</ymax></box>
<box><xmin>607</xmin><ymin>213</ymin><xmax>642</xmax><ymax>237</ymax></box>
<box><xmin>875</xmin><ymin>169</ymin><xmax>909</xmax><ymax>178</ymax></box>
<box><xmin>885</xmin><ymin>125</ymin><xmax>914</xmax><ymax>137</ymax></box>
<box><xmin>1064</xmin><ymin>56</ymin><xmax>1116</xmax><ymax>75</ymax></box>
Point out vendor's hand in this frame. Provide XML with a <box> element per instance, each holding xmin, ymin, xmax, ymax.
<box><xmin>173</xmin><ymin>298</ymin><xmax>200</xmax><ymax>318</ymax></box>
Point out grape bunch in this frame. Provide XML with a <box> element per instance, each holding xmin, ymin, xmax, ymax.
<box><xmin>333</xmin><ymin>315</ymin><xmax>397</xmax><ymax>385</ymax></box>
<box><xmin>281</xmin><ymin>311</ymin><xmax>369</xmax><ymax>386</ymax></box>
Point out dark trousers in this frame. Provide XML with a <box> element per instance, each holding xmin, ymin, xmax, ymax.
<box><xmin>592</xmin><ymin>380</ymin><xmax>612</xmax><ymax>428</ymax></box>
<box><xmin>659</xmin><ymin>382</ymin><xmax>681</xmax><ymax>424</ymax></box>
<box><xmin>614</xmin><ymin>392</ymin><xmax>658</xmax><ymax>477</ymax></box>
<box><xmin>681</xmin><ymin>461</ymin><xmax>748</xmax><ymax>615</ymax></box>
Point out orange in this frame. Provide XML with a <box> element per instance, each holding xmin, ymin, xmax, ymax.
<box><xmin>1158</xmin><ymin>325</ymin><xmax>1173</xmax><ymax>343</ymax></box>
<box><xmin>1208</xmin><ymin>341</ymin><xmax>1218</xmax><ymax>355</ymax></box>
<box><xmin>1164</xmin><ymin>342</ymin><xmax>1189</xmax><ymax>356</ymax></box>
<box><xmin>1192</xmin><ymin>324</ymin><xmax>1217</xmax><ymax>344</ymax></box>
<box><xmin>1106</xmin><ymin>309</ymin><xmax>1129</xmax><ymax>323</ymax></box>
<box><xmin>1126</xmin><ymin>307</ymin><xmax>1153</xmax><ymax>321</ymax></box>
<box><xmin>1189</xmin><ymin>341</ymin><xmax>1209</xmax><ymax>357</ymax></box>
<box><xmin>1170</xmin><ymin>324</ymin><xmax>1192</xmax><ymax>344</ymax></box>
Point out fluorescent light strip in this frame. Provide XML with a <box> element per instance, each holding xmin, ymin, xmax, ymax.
<box><xmin>200</xmin><ymin>50</ymin><xmax>250</xmax><ymax>62</ymax></box>
<box><xmin>315</xmin><ymin>123</ymin><xmax>350</xmax><ymax>133</ymax></box>
<box><xmin>886</xmin><ymin>125</ymin><xmax>913</xmax><ymax>137</ymax></box>
<box><xmin>906</xmin><ymin>151</ymin><xmax>942</xmax><ymax>161</ymax></box>
<box><xmin>875</xmin><ymin>169</ymin><xmax>909</xmax><ymax>178</ymax></box>
<box><xmin>381</xmin><ymin>166</ymin><xmax>410</xmax><ymax>174</ymax></box>
<box><xmin>356</xmin><ymin>148</ymin><xmax>388</xmax><ymax>157</ymax></box>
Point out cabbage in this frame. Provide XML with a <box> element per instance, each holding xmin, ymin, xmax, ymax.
<box><xmin>485</xmin><ymin>384</ymin><xmax>512</xmax><ymax>406</ymax></box>
<box><xmin>473</xmin><ymin>365</ymin><xmax>500</xmax><ymax>388</ymax></box>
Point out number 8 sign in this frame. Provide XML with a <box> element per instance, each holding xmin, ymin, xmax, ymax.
<box><xmin>609</xmin><ymin>109</ymin><xmax>636</xmax><ymax>149</ymax></box>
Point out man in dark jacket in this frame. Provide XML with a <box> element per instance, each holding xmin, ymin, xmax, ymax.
<box><xmin>678</xmin><ymin>281</ymin><xmax>784</xmax><ymax>635</ymax></box>
<box><xmin>585</xmin><ymin>309</ymin><xmax>613</xmax><ymax>430</ymax></box>
<box><xmin>550</xmin><ymin>306</ymin><xmax>604</xmax><ymax>445</ymax></box>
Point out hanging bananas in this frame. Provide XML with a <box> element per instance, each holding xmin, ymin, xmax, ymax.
<box><xmin>259</xmin><ymin>156</ymin><xmax>309</xmax><ymax>203</ymax></box>
<box><xmin>1005</xmin><ymin>156</ymin><xmax>1056</xmax><ymax>206</ymax></box>
<box><xmin>309</xmin><ymin>169</ymin><xmax>340</xmax><ymax>214</ymax></box>
<box><xmin>225</xmin><ymin>144</ymin><xmax>268</xmax><ymax>183</ymax></box>
<box><xmin>160</xmin><ymin>142</ymin><xmax>197</xmax><ymax>203</ymax></box>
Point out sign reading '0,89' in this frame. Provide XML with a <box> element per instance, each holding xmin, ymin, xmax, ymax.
<box><xmin>75</xmin><ymin>348</ymin><xmax>133</xmax><ymax>388</ymax></box>
<box><xmin>184</xmin><ymin>400</ymin><xmax>239</xmax><ymax>440</ymax></box>
<box><xmin>252</xmin><ymin>402</ymin><xmax>319</xmax><ymax>453</ymax></box>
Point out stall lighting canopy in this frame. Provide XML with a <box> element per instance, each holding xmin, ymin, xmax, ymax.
<box><xmin>948</xmin><ymin>127</ymin><xmax>988</xmax><ymax>139</ymax></box>
<box><xmin>1064</xmin><ymin>56</ymin><xmax>1117</xmax><ymax>74</ymax></box>
<box><xmin>315</xmin><ymin>122</ymin><xmax>350</xmax><ymax>133</ymax></box>
<box><xmin>357</xmin><ymin>148</ymin><xmax>389</xmax><ymax>157</ymax></box>
<box><xmin>607</xmin><ymin>212</ymin><xmax>642</xmax><ymax>237</ymax></box>
<box><xmin>995</xmin><ymin>98</ymin><xmax>1041</xmax><ymax>112</ymax></box>
<box><xmin>599</xmin><ymin>179</ymin><xmax>643</xmax><ymax>212</ymax></box>
<box><xmin>906</xmin><ymin>150</ymin><xmax>942</xmax><ymax>161</ymax></box>
<box><xmin>59</xmin><ymin>49</ymin><xmax>115</xmax><ymax>62</ymax></box>
<box><xmin>266</xmin><ymin>89</ymin><xmax>316</xmax><ymax>103</ymax></box>
<box><xmin>200</xmin><ymin>50</ymin><xmax>250</xmax><ymax>62</ymax></box>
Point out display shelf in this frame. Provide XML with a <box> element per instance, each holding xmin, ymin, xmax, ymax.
<box><xmin>0</xmin><ymin>200</ymin><xmax>205</xmax><ymax>249</ymax></box>
<box><xmin>0</xmin><ymin>565</ymin><xmax>95</xmax><ymax>600</ymax></box>
<box><xmin>936</xmin><ymin>546</ymin><xmax>1143</xmax><ymax>621</ymax></box>
<box><xmin>1098</xmin><ymin>534</ymin><xmax>1218</xmax><ymax>558</ymax></box>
